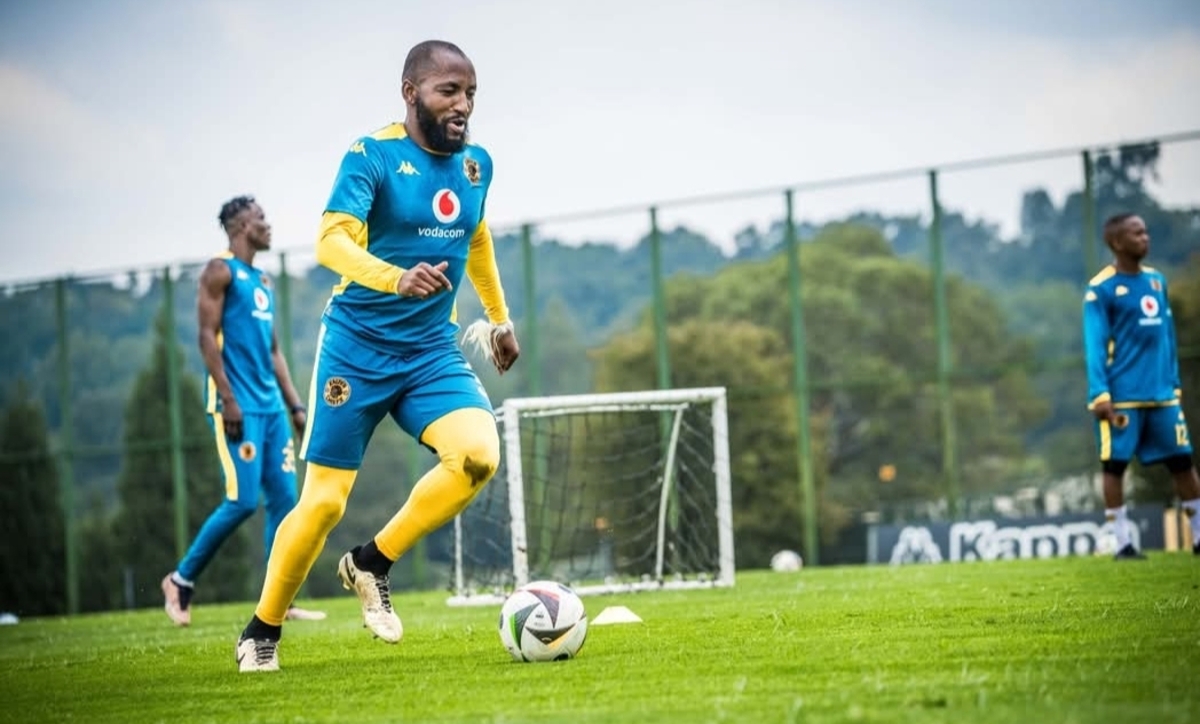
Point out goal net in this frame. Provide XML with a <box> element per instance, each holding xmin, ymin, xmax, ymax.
<box><xmin>447</xmin><ymin>387</ymin><xmax>735</xmax><ymax>606</ymax></box>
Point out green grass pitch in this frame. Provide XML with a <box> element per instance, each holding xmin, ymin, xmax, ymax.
<box><xmin>1</xmin><ymin>554</ymin><xmax>1197</xmax><ymax>723</ymax></box>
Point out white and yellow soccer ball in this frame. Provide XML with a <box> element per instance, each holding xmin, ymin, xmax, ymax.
<box><xmin>498</xmin><ymin>581</ymin><xmax>588</xmax><ymax>662</ymax></box>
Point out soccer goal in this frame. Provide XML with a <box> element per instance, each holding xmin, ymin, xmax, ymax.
<box><xmin>446</xmin><ymin>386</ymin><xmax>735</xmax><ymax>606</ymax></box>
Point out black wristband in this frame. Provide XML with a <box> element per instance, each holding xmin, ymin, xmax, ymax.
<box><xmin>289</xmin><ymin>404</ymin><xmax>307</xmax><ymax>414</ymax></box>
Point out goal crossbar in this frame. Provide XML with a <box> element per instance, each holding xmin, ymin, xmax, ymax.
<box><xmin>502</xmin><ymin>386</ymin><xmax>729</xmax><ymax>412</ymax></box>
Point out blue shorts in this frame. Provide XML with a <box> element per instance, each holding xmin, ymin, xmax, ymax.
<box><xmin>299</xmin><ymin>323</ymin><xmax>494</xmax><ymax>469</ymax></box>
<box><xmin>210</xmin><ymin>410</ymin><xmax>297</xmax><ymax>504</ymax></box>
<box><xmin>1095</xmin><ymin>404</ymin><xmax>1193</xmax><ymax>465</ymax></box>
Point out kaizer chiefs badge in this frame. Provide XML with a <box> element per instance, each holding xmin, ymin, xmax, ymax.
<box><xmin>238</xmin><ymin>441</ymin><xmax>257</xmax><ymax>462</ymax></box>
<box><xmin>324</xmin><ymin>377</ymin><xmax>351</xmax><ymax>407</ymax></box>
<box><xmin>463</xmin><ymin>157</ymin><xmax>481</xmax><ymax>185</ymax></box>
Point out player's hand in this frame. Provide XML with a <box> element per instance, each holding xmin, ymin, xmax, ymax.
<box><xmin>493</xmin><ymin>325</ymin><xmax>520</xmax><ymax>374</ymax></box>
<box><xmin>289</xmin><ymin>407</ymin><xmax>307</xmax><ymax>437</ymax></box>
<box><xmin>1090</xmin><ymin>400</ymin><xmax>1127</xmax><ymax>429</ymax></box>
<box><xmin>397</xmin><ymin>262</ymin><xmax>452</xmax><ymax>299</ymax></box>
<box><xmin>1090</xmin><ymin>400</ymin><xmax>1114</xmax><ymax>422</ymax></box>
<box><xmin>222</xmin><ymin>396</ymin><xmax>244</xmax><ymax>442</ymax></box>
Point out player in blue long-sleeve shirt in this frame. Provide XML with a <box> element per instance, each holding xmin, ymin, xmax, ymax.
<box><xmin>234</xmin><ymin>40</ymin><xmax>520</xmax><ymax>673</ymax></box>
<box><xmin>1083</xmin><ymin>213</ymin><xmax>1199</xmax><ymax>559</ymax></box>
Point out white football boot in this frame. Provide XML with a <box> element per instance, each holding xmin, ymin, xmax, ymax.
<box><xmin>235</xmin><ymin>637</ymin><xmax>280</xmax><ymax>673</ymax></box>
<box><xmin>338</xmin><ymin>550</ymin><xmax>403</xmax><ymax>643</ymax></box>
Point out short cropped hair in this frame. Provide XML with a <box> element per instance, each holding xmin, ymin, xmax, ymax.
<box><xmin>1102</xmin><ymin>212</ymin><xmax>1138</xmax><ymax>248</ymax></box>
<box><xmin>218</xmin><ymin>195</ymin><xmax>256</xmax><ymax>230</ymax></box>
<box><xmin>402</xmin><ymin>40</ymin><xmax>468</xmax><ymax>83</ymax></box>
<box><xmin>1103</xmin><ymin>213</ymin><xmax>1136</xmax><ymax>235</ymax></box>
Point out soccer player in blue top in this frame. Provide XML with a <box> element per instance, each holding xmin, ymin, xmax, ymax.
<box><xmin>236</xmin><ymin>40</ymin><xmax>519</xmax><ymax>672</ymax></box>
<box><xmin>162</xmin><ymin>196</ymin><xmax>325</xmax><ymax>625</ymax></box>
<box><xmin>1083</xmin><ymin>213</ymin><xmax>1200</xmax><ymax>560</ymax></box>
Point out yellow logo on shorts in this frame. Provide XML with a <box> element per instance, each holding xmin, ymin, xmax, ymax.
<box><xmin>238</xmin><ymin>441</ymin><xmax>257</xmax><ymax>462</ymax></box>
<box><xmin>281</xmin><ymin>439</ymin><xmax>296</xmax><ymax>474</ymax></box>
<box><xmin>324</xmin><ymin>377</ymin><xmax>351</xmax><ymax>407</ymax></box>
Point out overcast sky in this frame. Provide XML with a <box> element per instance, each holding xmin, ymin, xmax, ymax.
<box><xmin>2</xmin><ymin>0</ymin><xmax>1199</xmax><ymax>284</ymax></box>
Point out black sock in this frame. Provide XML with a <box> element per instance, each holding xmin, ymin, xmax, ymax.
<box><xmin>177</xmin><ymin>584</ymin><xmax>194</xmax><ymax>611</ymax></box>
<box><xmin>241</xmin><ymin>615</ymin><xmax>282</xmax><ymax>642</ymax></box>
<box><xmin>354</xmin><ymin>540</ymin><xmax>394</xmax><ymax>577</ymax></box>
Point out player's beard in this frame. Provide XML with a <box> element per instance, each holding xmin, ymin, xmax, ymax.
<box><xmin>416</xmin><ymin>97</ymin><xmax>467</xmax><ymax>154</ymax></box>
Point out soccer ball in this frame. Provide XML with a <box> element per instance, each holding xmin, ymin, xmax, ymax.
<box><xmin>498</xmin><ymin>581</ymin><xmax>588</xmax><ymax>662</ymax></box>
<box><xmin>771</xmin><ymin>549</ymin><xmax>804</xmax><ymax>572</ymax></box>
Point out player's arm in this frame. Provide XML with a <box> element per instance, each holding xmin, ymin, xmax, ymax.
<box><xmin>316</xmin><ymin>140</ymin><xmax>449</xmax><ymax>296</ymax></box>
<box><xmin>269</xmin><ymin>327</ymin><xmax>307</xmax><ymax>434</ymax></box>
<box><xmin>463</xmin><ymin>219</ymin><xmax>519</xmax><ymax>373</ymax></box>
<box><xmin>315</xmin><ymin>212</ymin><xmax>404</xmax><ymax>294</ymax></box>
<box><xmin>314</xmin><ymin>139</ymin><xmax>398</xmax><ymax>292</ymax></box>
<box><xmin>317</xmin><ymin>213</ymin><xmax>451</xmax><ymax>297</ymax></box>
<box><xmin>1082</xmin><ymin>286</ymin><xmax>1114</xmax><ymax>417</ymax></box>
<box><xmin>197</xmin><ymin>259</ymin><xmax>243</xmax><ymax>440</ymax></box>
<box><xmin>465</xmin><ymin>220</ymin><xmax>510</xmax><ymax>325</ymax></box>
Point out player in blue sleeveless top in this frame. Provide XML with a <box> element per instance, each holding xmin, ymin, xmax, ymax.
<box><xmin>236</xmin><ymin>40</ymin><xmax>520</xmax><ymax>672</ymax></box>
<box><xmin>162</xmin><ymin>196</ymin><xmax>325</xmax><ymax>625</ymax></box>
<box><xmin>1083</xmin><ymin>213</ymin><xmax>1199</xmax><ymax>560</ymax></box>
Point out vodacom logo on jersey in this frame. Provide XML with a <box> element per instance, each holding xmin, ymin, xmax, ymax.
<box><xmin>432</xmin><ymin>189</ymin><xmax>461</xmax><ymax>224</ymax></box>
<box><xmin>420</xmin><ymin>189</ymin><xmax>467</xmax><ymax>239</ymax></box>
<box><xmin>1140</xmin><ymin>295</ymin><xmax>1159</xmax><ymax>316</ymax></box>
<box><xmin>1138</xmin><ymin>294</ymin><xmax>1163</xmax><ymax>326</ymax></box>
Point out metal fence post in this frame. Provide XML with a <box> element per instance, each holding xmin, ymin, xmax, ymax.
<box><xmin>162</xmin><ymin>267</ymin><xmax>189</xmax><ymax>559</ymax></box>
<box><xmin>521</xmin><ymin>223</ymin><xmax>553</xmax><ymax>572</ymax></box>
<box><xmin>649</xmin><ymin>207</ymin><xmax>672</xmax><ymax>391</ymax></box>
<box><xmin>928</xmin><ymin>170</ymin><xmax>959</xmax><ymax>518</ymax></box>
<box><xmin>784</xmin><ymin>190</ymin><xmax>819</xmax><ymax>566</ymax></box>
<box><xmin>648</xmin><ymin>207</ymin><xmax>680</xmax><ymax>566</ymax></box>
<box><xmin>54</xmin><ymin>278</ymin><xmax>79</xmax><ymax>614</ymax></box>
<box><xmin>1081</xmin><ymin>151</ymin><xmax>1098</xmax><ymax>280</ymax></box>
<box><xmin>277</xmin><ymin>253</ymin><xmax>295</xmax><ymax>371</ymax></box>
<box><xmin>521</xmin><ymin>224</ymin><xmax>541</xmax><ymax>397</ymax></box>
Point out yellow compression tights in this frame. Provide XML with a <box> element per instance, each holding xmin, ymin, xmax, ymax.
<box><xmin>374</xmin><ymin>406</ymin><xmax>500</xmax><ymax>561</ymax></box>
<box><xmin>255</xmin><ymin>464</ymin><xmax>357</xmax><ymax>626</ymax></box>
<box><xmin>254</xmin><ymin>407</ymin><xmax>500</xmax><ymax>626</ymax></box>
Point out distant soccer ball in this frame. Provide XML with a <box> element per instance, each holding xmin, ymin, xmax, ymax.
<box><xmin>771</xmin><ymin>549</ymin><xmax>804</xmax><ymax>572</ymax></box>
<box><xmin>498</xmin><ymin>581</ymin><xmax>588</xmax><ymax>662</ymax></box>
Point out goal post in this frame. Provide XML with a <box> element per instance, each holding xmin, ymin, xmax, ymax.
<box><xmin>447</xmin><ymin>386</ymin><xmax>735</xmax><ymax>606</ymax></box>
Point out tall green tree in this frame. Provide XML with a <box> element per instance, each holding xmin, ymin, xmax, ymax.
<box><xmin>111</xmin><ymin>306</ymin><xmax>252</xmax><ymax>609</ymax></box>
<box><xmin>0</xmin><ymin>385</ymin><xmax>65</xmax><ymax>616</ymax></box>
